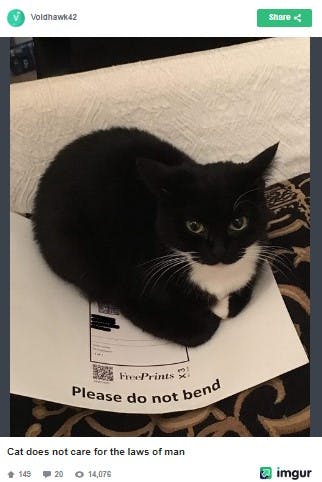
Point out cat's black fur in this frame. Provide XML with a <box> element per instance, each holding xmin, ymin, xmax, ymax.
<box><xmin>32</xmin><ymin>128</ymin><xmax>278</xmax><ymax>346</ymax></box>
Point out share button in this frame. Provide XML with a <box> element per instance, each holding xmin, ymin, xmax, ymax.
<box><xmin>257</xmin><ymin>9</ymin><xmax>312</xmax><ymax>27</ymax></box>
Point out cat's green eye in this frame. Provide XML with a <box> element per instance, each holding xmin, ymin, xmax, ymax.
<box><xmin>229</xmin><ymin>216</ymin><xmax>248</xmax><ymax>232</ymax></box>
<box><xmin>186</xmin><ymin>220</ymin><xmax>205</xmax><ymax>234</ymax></box>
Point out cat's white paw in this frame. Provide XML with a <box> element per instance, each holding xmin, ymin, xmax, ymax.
<box><xmin>212</xmin><ymin>296</ymin><xmax>229</xmax><ymax>319</ymax></box>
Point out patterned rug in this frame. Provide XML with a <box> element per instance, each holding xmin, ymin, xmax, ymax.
<box><xmin>11</xmin><ymin>173</ymin><xmax>310</xmax><ymax>436</ymax></box>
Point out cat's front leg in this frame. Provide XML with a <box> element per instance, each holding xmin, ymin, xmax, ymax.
<box><xmin>227</xmin><ymin>282</ymin><xmax>254</xmax><ymax>318</ymax></box>
<box><xmin>171</xmin><ymin>309</ymin><xmax>221</xmax><ymax>347</ymax></box>
<box><xmin>212</xmin><ymin>296</ymin><xmax>230</xmax><ymax>319</ymax></box>
<box><xmin>213</xmin><ymin>282</ymin><xmax>255</xmax><ymax>320</ymax></box>
<box><xmin>121</xmin><ymin>297</ymin><xmax>220</xmax><ymax>347</ymax></box>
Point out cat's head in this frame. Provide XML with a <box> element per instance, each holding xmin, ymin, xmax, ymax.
<box><xmin>137</xmin><ymin>144</ymin><xmax>278</xmax><ymax>266</ymax></box>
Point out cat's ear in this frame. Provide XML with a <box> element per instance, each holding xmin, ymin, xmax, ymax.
<box><xmin>247</xmin><ymin>142</ymin><xmax>279</xmax><ymax>177</ymax></box>
<box><xmin>136</xmin><ymin>158</ymin><xmax>171</xmax><ymax>197</ymax></box>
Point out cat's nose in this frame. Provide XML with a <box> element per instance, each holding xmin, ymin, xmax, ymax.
<box><xmin>210</xmin><ymin>241</ymin><xmax>226</xmax><ymax>259</ymax></box>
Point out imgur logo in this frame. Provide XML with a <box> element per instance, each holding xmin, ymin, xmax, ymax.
<box><xmin>259</xmin><ymin>467</ymin><xmax>312</xmax><ymax>480</ymax></box>
<box><xmin>260</xmin><ymin>467</ymin><xmax>272</xmax><ymax>479</ymax></box>
<box><xmin>276</xmin><ymin>468</ymin><xmax>312</xmax><ymax>480</ymax></box>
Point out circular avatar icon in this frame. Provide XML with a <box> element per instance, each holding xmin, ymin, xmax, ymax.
<box><xmin>7</xmin><ymin>9</ymin><xmax>25</xmax><ymax>27</ymax></box>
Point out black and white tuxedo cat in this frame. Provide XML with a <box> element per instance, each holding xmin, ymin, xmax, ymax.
<box><xmin>32</xmin><ymin>128</ymin><xmax>278</xmax><ymax>346</ymax></box>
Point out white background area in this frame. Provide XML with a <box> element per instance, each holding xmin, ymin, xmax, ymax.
<box><xmin>10</xmin><ymin>37</ymin><xmax>309</xmax><ymax>214</ymax></box>
<box><xmin>0</xmin><ymin>0</ymin><xmax>321</xmax><ymax>36</ymax></box>
<box><xmin>1</xmin><ymin>438</ymin><xmax>321</xmax><ymax>482</ymax></box>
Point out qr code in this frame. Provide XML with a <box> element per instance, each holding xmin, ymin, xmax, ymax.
<box><xmin>97</xmin><ymin>303</ymin><xmax>120</xmax><ymax>315</ymax></box>
<box><xmin>93</xmin><ymin>364</ymin><xmax>114</xmax><ymax>382</ymax></box>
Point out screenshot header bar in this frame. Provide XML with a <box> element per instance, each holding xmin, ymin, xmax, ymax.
<box><xmin>0</xmin><ymin>0</ymin><xmax>321</xmax><ymax>36</ymax></box>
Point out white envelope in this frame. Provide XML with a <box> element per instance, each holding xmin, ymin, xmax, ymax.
<box><xmin>10</xmin><ymin>213</ymin><xmax>308</xmax><ymax>414</ymax></box>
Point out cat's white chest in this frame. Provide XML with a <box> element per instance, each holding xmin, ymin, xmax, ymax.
<box><xmin>187</xmin><ymin>243</ymin><xmax>259</xmax><ymax>300</ymax></box>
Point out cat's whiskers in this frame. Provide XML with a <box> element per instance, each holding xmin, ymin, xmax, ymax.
<box><xmin>258</xmin><ymin>246</ymin><xmax>294</xmax><ymax>266</ymax></box>
<box><xmin>141</xmin><ymin>256</ymin><xmax>186</xmax><ymax>278</ymax></box>
<box><xmin>138</xmin><ymin>253</ymin><xmax>186</xmax><ymax>268</ymax></box>
<box><xmin>246</xmin><ymin>254</ymin><xmax>289</xmax><ymax>280</ymax></box>
<box><xmin>244</xmin><ymin>250</ymin><xmax>293</xmax><ymax>281</ymax></box>
<box><xmin>244</xmin><ymin>243</ymin><xmax>294</xmax><ymax>270</ymax></box>
<box><xmin>141</xmin><ymin>258</ymin><xmax>190</xmax><ymax>296</ymax></box>
<box><xmin>140</xmin><ymin>250</ymin><xmax>199</xmax><ymax>296</ymax></box>
<box><xmin>259</xmin><ymin>258</ymin><xmax>289</xmax><ymax>279</ymax></box>
<box><xmin>259</xmin><ymin>242</ymin><xmax>293</xmax><ymax>251</ymax></box>
<box><xmin>165</xmin><ymin>262</ymin><xmax>192</xmax><ymax>287</ymax></box>
<box><xmin>258</xmin><ymin>249</ymin><xmax>293</xmax><ymax>274</ymax></box>
<box><xmin>138</xmin><ymin>251</ymin><xmax>197</xmax><ymax>267</ymax></box>
<box><xmin>260</xmin><ymin>252</ymin><xmax>292</xmax><ymax>266</ymax></box>
<box><xmin>139</xmin><ymin>251</ymin><xmax>198</xmax><ymax>275</ymax></box>
<box><xmin>150</xmin><ymin>261</ymin><xmax>190</xmax><ymax>293</ymax></box>
<box><xmin>143</xmin><ymin>261</ymin><xmax>188</xmax><ymax>296</ymax></box>
<box><xmin>258</xmin><ymin>242</ymin><xmax>293</xmax><ymax>256</ymax></box>
<box><xmin>142</xmin><ymin>258</ymin><xmax>185</xmax><ymax>285</ymax></box>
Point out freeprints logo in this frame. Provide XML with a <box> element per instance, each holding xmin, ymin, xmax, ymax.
<box><xmin>260</xmin><ymin>467</ymin><xmax>273</xmax><ymax>479</ymax></box>
<box><xmin>259</xmin><ymin>467</ymin><xmax>312</xmax><ymax>480</ymax></box>
<box><xmin>7</xmin><ymin>9</ymin><xmax>25</xmax><ymax>27</ymax></box>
